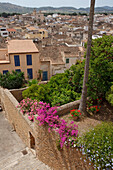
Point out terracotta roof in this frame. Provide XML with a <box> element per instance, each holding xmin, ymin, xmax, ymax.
<box><xmin>38</xmin><ymin>44</ymin><xmax>64</xmax><ymax>64</ymax></box>
<box><xmin>27</xmin><ymin>26</ymin><xmax>38</xmax><ymax>31</ymax></box>
<box><xmin>8</xmin><ymin>40</ymin><xmax>39</xmax><ymax>54</ymax></box>
<box><xmin>7</xmin><ymin>28</ymin><xmax>16</xmax><ymax>32</ymax></box>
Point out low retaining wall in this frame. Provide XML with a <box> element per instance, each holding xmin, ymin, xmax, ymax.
<box><xmin>9</xmin><ymin>81</ymin><xmax>48</xmax><ymax>103</ymax></box>
<box><xmin>9</xmin><ymin>87</ymin><xmax>28</xmax><ymax>102</ymax></box>
<box><xmin>9</xmin><ymin>87</ymin><xmax>80</xmax><ymax>116</ymax></box>
<box><xmin>57</xmin><ymin>100</ymin><xmax>80</xmax><ymax>116</ymax></box>
<box><xmin>35</xmin><ymin>119</ymin><xmax>93</xmax><ymax>170</ymax></box>
<box><xmin>0</xmin><ymin>87</ymin><xmax>35</xmax><ymax>148</ymax></box>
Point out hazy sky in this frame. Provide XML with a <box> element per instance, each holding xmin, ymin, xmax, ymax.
<box><xmin>0</xmin><ymin>0</ymin><xmax>113</xmax><ymax>8</ymax></box>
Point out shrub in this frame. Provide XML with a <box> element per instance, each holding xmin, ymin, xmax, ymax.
<box><xmin>22</xmin><ymin>84</ymin><xmax>50</xmax><ymax>103</ymax></box>
<box><xmin>22</xmin><ymin>70</ymin><xmax>82</xmax><ymax>106</ymax></box>
<box><xmin>78</xmin><ymin>122</ymin><xmax>113</xmax><ymax>169</ymax></box>
<box><xmin>70</xmin><ymin>109</ymin><xmax>82</xmax><ymax>117</ymax></box>
<box><xmin>106</xmin><ymin>84</ymin><xmax>113</xmax><ymax>106</ymax></box>
<box><xmin>17</xmin><ymin>98</ymin><xmax>38</xmax><ymax>121</ymax></box>
<box><xmin>87</xmin><ymin>35</ymin><xmax>113</xmax><ymax>99</ymax></box>
<box><xmin>27</xmin><ymin>79</ymin><xmax>38</xmax><ymax>86</ymax></box>
<box><xmin>56</xmin><ymin>119</ymin><xmax>78</xmax><ymax>148</ymax></box>
<box><xmin>0</xmin><ymin>71</ymin><xmax>25</xmax><ymax>89</ymax></box>
<box><xmin>88</xmin><ymin>105</ymin><xmax>101</xmax><ymax>113</ymax></box>
<box><xmin>87</xmin><ymin>98</ymin><xmax>101</xmax><ymax>114</ymax></box>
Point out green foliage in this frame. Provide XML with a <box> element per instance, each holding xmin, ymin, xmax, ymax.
<box><xmin>78</xmin><ymin>122</ymin><xmax>113</xmax><ymax>169</ymax></box>
<box><xmin>27</xmin><ymin>79</ymin><xmax>38</xmax><ymax>86</ymax></box>
<box><xmin>46</xmin><ymin>73</ymin><xmax>82</xmax><ymax>106</ymax></box>
<box><xmin>0</xmin><ymin>71</ymin><xmax>25</xmax><ymax>89</ymax></box>
<box><xmin>87</xmin><ymin>35</ymin><xmax>113</xmax><ymax>99</ymax></box>
<box><xmin>22</xmin><ymin>35</ymin><xmax>113</xmax><ymax>106</ymax></box>
<box><xmin>106</xmin><ymin>84</ymin><xmax>113</xmax><ymax>106</ymax></box>
<box><xmin>22</xmin><ymin>84</ymin><xmax>50</xmax><ymax>103</ymax></box>
<box><xmin>0</xmin><ymin>12</ymin><xmax>21</xmax><ymax>18</ymax></box>
<box><xmin>65</xmin><ymin>61</ymin><xmax>84</xmax><ymax>93</ymax></box>
<box><xmin>22</xmin><ymin>64</ymin><xmax>83</xmax><ymax>106</ymax></box>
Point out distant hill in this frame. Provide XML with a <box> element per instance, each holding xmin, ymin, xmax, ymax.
<box><xmin>80</xmin><ymin>6</ymin><xmax>113</xmax><ymax>12</ymax></box>
<box><xmin>0</xmin><ymin>2</ymin><xmax>113</xmax><ymax>14</ymax></box>
<box><xmin>0</xmin><ymin>3</ymin><xmax>32</xmax><ymax>13</ymax></box>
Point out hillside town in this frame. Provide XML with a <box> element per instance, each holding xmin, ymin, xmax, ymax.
<box><xmin>0</xmin><ymin>10</ymin><xmax>113</xmax><ymax>80</ymax></box>
<box><xmin>0</xmin><ymin>2</ymin><xmax>113</xmax><ymax>169</ymax></box>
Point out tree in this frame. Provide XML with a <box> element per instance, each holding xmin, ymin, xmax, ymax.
<box><xmin>79</xmin><ymin>0</ymin><xmax>95</xmax><ymax>114</ymax></box>
<box><xmin>87</xmin><ymin>35</ymin><xmax>113</xmax><ymax>99</ymax></box>
<box><xmin>0</xmin><ymin>71</ymin><xmax>25</xmax><ymax>89</ymax></box>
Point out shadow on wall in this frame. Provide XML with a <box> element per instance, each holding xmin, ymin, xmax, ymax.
<box><xmin>9</xmin><ymin>87</ymin><xmax>28</xmax><ymax>102</ymax></box>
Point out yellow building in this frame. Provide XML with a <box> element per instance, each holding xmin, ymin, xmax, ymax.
<box><xmin>0</xmin><ymin>40</ymin><xmax>40</xmax><ymax>79</ymax></box>
<box><xmin>25</xmin><ymin>29</ymin><xmax>48</xmax><ymax>40</ymax></box>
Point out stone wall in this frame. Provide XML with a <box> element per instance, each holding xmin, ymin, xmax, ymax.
<box><xmin>35</xmin><ymin>119</ymin><xmax>93</xmax><ymax>170</ymax></box>
<box><xmin>0</xmin><ymin>86</ymin><xmax>93</xmax><ymax>169</ymax></box>
<box><xmin>9</xmin><ymin>87</ymin><xmax>28</xmax><ymax>102</ymax></box>
<box><xmin>9</xmin><ymin>86</ymin><xmax>80</xmax><ymax>115</ymax></box>
<box><xmin>0</xmin><ymin>87</ymin><xmax>35</xmax><ymax>148</ymax></box>
<box><xmin>57</xmin><ymin>100</ymin><xmax>80</xmax><ymax>116</ymax></box>
<box><xmin>9</xmin><ymin>81</ymin><xmax>48</xmax><ymax>103</ymax></box>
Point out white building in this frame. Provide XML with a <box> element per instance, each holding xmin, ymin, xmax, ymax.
<box><xmin>0</xmin><ymin>27</ymin><xmax>9</xmax><ymax>38</ymax></box>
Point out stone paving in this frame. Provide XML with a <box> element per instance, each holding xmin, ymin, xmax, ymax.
<box><xmin>0</xmin><ymin>111</ymin><xmax>51</xmax><ymax>170</ymax></box>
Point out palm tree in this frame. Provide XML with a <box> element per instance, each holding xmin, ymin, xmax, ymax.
<box><xmin>79</xmin><ymin>0</ymin><xmax>96</xmax><ymax>114</ymax></box>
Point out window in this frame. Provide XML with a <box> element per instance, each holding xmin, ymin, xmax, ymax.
<box><xmin>1</xmin><ymin>29</ymin><xmax>6</xmax><ymax>31</ymax></box>
<box><xmin>42</xmin><ymin>71</ymin><xmax>48</xmax><ymax>81</ymax></box>
<box><xmin>14</xmin><ymin>55</ymin><xmax>20</xmax><ymax>66</ymax></box>
<box><xmin>27</xmin><ymin>68</ymin><xmax>33</xmax><ymax>79</ymax></box>
<box><xmin>15</xmin><ymin>69</ymin><xmax>21</xmax><ymax>72</ymax></box>
<box><xmin>3</xmin><ymin>33</ymin><xmax>8</xmax><ymax>35</ymax></box>
<box><xmin>3</xmin><ymin>70</ymin><xmax>8</xmax><ymax>74</ymax></box>
<box><xmin>66</xmin><ymin>58</ymin><xmax>69</xmax><ymax>64</ymax></box>
<box><xmin>26</xmin><ymin>55</ymin><xmax>32</xmax><ymax>65</ymax></box>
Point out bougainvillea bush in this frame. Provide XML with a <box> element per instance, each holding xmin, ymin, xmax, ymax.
<box><xmin>36</xmin><ymin>102</ymin><xmax>78</xmax><ymax>148</ymax></box>
<box><xmin>77</xmin><ymin>122</ymin><xmax>113</xmax><ymax>169</ymax></box>
<box><xmin>17</xmin><ymin>98</ymin><xmax>39</xmax><ymax>121</ymax></box>
<box><xmin>18</xmin><ymin>99</ymin><xmax>78</xmax><ymax>148</ymax></box>
<box><xmin>56</xmin><ymin>119</ymin><xmax>78</xmax><ymax>148</ymax></box>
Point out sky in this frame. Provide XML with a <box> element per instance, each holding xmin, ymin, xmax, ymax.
<box><xmin>0</xmin><ymin>0</ymin><xmax>113</xmax><ymax>8</ymax></box>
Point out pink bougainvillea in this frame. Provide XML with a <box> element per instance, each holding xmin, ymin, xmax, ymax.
<box><xmin>18</xmin><ymin>99</ymin><xmax>78</xmax><ymax>148</ymax></box>
<box><xmin>17</xmin><ymin>98</ymin><xmax>38</xmax><ymax>121</ymax></box>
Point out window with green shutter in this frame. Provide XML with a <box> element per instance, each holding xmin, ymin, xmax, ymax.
<box><xmin>66</xmin><ymin>58</ymin><xmax>69</xmax><ymax>63</ymax></box>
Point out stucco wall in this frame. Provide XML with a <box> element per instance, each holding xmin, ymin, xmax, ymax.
<box><xmin>40</xmin><ymin>61</ymin><xmax>50</xmax><ymax>80</ymax></box>
<box><xmin>0</xmin><ymin>52</ymin><xmax>40</xmax><ymax>80</ymax></box>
